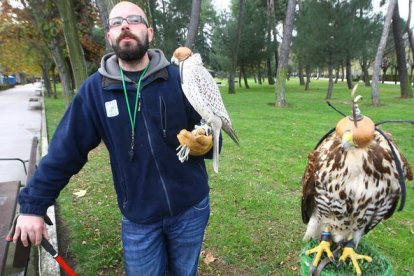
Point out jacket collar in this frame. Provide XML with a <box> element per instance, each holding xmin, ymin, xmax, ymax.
<box><xmin>101</xmin><ymin>67</ymin><xmax>169</xmax><ymax>91</ymax></box>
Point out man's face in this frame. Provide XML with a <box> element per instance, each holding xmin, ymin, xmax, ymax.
<box><xmin>107</xmin><ymin>3</ymin><xmax>153</xmax><ymax>61</ymax></box>
<box><xmin>111</xmin><ymin>28</ymin><xmax>149</xmax><ymax>61</ymax></box>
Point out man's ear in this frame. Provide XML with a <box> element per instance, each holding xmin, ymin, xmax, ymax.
<box><xmin>106</xmin><ymin>32</ymin><xmax>113</xmax><ymax>46</ymax></box>
<box><xmin>147</xmin><ymin>27</ymin><xmax>154</xmax><ymax>43</ymax></box>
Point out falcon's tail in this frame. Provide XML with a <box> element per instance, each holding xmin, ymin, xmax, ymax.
<box><xmin>223</xmin><ymin>126</ymin><xmax>240</xmax><ymax>146</ymax></box>
<box><xmin>213</xmin><ymin>132</ymin><xmax>220</xmax><ymax>173</ymax></box>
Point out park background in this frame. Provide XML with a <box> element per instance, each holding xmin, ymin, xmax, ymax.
<box><xmin>1</xmin><ymin>0</ymin><xmax>414</xmax><ymax>275</ymax></box>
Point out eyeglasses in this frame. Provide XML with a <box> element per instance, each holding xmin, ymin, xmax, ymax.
<box><xmin>108</xmin><ymin>15</ymin><xmax>148</xmax><ymax>28</ymax></box>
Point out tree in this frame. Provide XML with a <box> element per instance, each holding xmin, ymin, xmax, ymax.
<box><xmin>371</xmin><ymin>0</ymin><xmax>397</xmax><ymax>106</ymax></box>
<box><xmin>266</xmin><ymin>0</ymin><xmax>276</xmax><ymax>85</ymax></box>
<box><xmin>185</xmin><ymin>0</ymin><xmax>201</xmax><ymax>49</ymax></box>
<box><xmin>228</xmin><ymin>0</ymin><xmax>245</xmax><ymax>94</ymax></box>
<box><xmin>56</xmin><ymin>0</ymin><xmax>88</xmax><ymax>91</ymax></box>
<box><xmin>275</xmin><ymin>0</ymin><xmax>296</xmax><ymax>106</ymax></box>
<box><xmin>20</xmin><ymin>0</ymin><xmax>74</xmax><ymax>105</ymax></box>
<box><xmin>406</xmin><ymin>0</ymin><xmax>414</xmax><ymax>83</ymax></box>
<box><xmin>392</xmin><ymin>2</ymin><xmax>413</xmax><ymax>98</ymax></box>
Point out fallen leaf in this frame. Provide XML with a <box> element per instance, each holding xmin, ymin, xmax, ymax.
<box><xmin>73</xmin><ymin>189</ymin><xmax>87</xmax><ymax>198</ymax></box>
<box><xmin>203</xmin><ymin>252</ymin><xmax>216</xmax><ymax>265</ymax></box>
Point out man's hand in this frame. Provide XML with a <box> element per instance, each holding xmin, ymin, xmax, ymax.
<box><xmin>177</xmin><ymin>128</ymin><xmax>213</xmax><ymax>156</ymax></box>
<box><xmin>13</xmin><ymin>215</ymin><xmax>48</xmax><ymax>246</ymax></box>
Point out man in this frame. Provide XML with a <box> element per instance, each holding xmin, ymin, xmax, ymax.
<box><xmin>14</xmin><ymin>1</ymin><xmax>214</xmax><ymax>275</ymax></box>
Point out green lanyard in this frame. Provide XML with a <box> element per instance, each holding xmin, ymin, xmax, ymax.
<box><xmin>119</xmin><ymin>63</ymin><xmax>150</xmax><ymax>160</ymax></box>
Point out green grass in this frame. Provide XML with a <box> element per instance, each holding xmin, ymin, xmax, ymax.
<box><xmin>45</xmin><ymin>79</ymin><xmax>414</xmax><ymax>275</ymax></box>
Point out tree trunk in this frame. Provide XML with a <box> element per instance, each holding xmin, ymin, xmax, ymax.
<box><xmin>326</xmin><ymin>63</ymin><xmax>334</xmax><ymax>99</ymax></box>
<box><xmin>371</xmin><ymin>0</ymin><xmax>397</xmax><ymax>106</ymax></box>
<box><xmin>392</xmin><ymin>2</ymin><xmax>413</xmax><ymax>98</ymax></box>
<box><xmin>50</xmin><ymin>37</ymin><xmax>74</xmax><ymax>105</ymax></box>
<box><xmin>228</xmin><ymin>72</ymin><xmax>235</xmax><ymax>94</ymax></box>
<box><xmin>238</xmin><ymin>70</ymin><xmax>242</xmax><ymax>88</ymax></box>
<box><xmin>361</xmin><ymin>58</ymin><xmax>370</xmax><ymax>87</ymax></box>
<box><xmin>56</xmin><ymin>0</ymin><xmax>88</xmax><ymax>91</ymax></box>
<box><xmin>185</xmin><ymin>0</ymin><xmax>201</xmax><ymax>50</ymax></box>
<box><xmin>298</xmin><ymin>60</ymin><xmax>305</xmax><ymax>85</ymax></box>
<box><xmin>305</xmin><ymin>65</ymin><xmax>311</xmax><ymax>91</ymax></box>
<box><xmin>40</xmin><ymin>63</ymin><xmax>52</xmax><ymax>97</ymax></box>
<box><xmin>266</xmin><ymin>0</ymin><xmax>275</xmax><ymax>85</ymax></box>
<box><xmin>406</xmin><ymin>0</ymin><xmax>414</xmax><ymax>85</ymax></box>
<box><xmin>95</xmin><ymin>0</ymin><xmax>112</xmax><ymax>53</ymax></box>
<box><xmin>257</xmin><ymin>63</ymin><xmax>263</xmax><ymax>85</ymax></box>
<box><xmin>275</xmin><ymin>0</ymin><xmax>296</xmax><ymax>107</ymax></box>
<box><xmin>242</xmin><ymin>66</ymin><xmax>249</xmax><ymax>88</ymax></box>
<box><xmin>228</xmin><ymin>0</ymin><xmax>245</xmax><ymax>94</ymax></box>
<box><xmin>334</xmin><ymin>66</ymin><xmax>339</xmax><ymax>84</ymax></box>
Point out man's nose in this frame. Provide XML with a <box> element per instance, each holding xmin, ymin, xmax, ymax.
<box><xmin>121</xmin><ymin>19</ymin><xmax>130</xmax><ymax>29</ymax></box>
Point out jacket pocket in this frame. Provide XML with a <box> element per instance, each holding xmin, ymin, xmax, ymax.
<box><xmin>159</xmin><ymin>96</ymin><xmax>167</xmax><ymax>137</ymax></box>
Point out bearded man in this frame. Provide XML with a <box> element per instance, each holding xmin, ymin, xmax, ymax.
<box><xmin>14</xmin><ymin>2</ymin><xmax>214</xmax><ymax>275</ymax></box>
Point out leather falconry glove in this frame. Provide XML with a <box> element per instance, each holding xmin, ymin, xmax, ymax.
<box><xmin>176</xmin><ymin>128</ymin><xmax>213</xmax><ymax>161</ymax></box>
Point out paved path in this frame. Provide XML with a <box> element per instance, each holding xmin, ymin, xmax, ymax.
<box><xmin>0</xmin><ymin>83</ymin><xmax>42</xmax><ymax>184</ymax></box>
<box><xmin>0</xmin><ymin>83</ymin><xmax>52</xmax><ymax>275</ymax></box>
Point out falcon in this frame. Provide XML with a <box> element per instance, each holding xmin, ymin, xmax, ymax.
<box><xmin>171</xmin><ymin>46</ymin><xmax>239</xmax><ymax>173</ymax></box>
<box><xmin>301</xmin><ymin>86</ymin><xmax>413</xmax><ymax>275</ymax></box>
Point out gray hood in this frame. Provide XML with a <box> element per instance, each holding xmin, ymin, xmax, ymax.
<box><xmin>98</xmin><ymin>49</ymin><xmax>170</xmax><ymax>82</ymax></box>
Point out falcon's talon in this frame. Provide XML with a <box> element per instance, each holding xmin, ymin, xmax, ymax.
<box><xmin>339</xmin><ymin>246</ymin><xmax>372</xmax><ymax>275</ymax></box>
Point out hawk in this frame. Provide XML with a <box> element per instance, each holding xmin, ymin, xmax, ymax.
<box><xmin>301</xmin><ymin>88</ymin><xmax>413</xmax><ymax>275</ymax></box>
<box><xmin>171</xmin><ymin>46</ymin><xmax>239</xmax><ymax>173</ymax></box>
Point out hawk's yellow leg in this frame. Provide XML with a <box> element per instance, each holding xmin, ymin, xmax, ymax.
<box><xmin>305</xmin><ymin>230</ymin><xmax>334</xmax><ymax>269</ymax></box>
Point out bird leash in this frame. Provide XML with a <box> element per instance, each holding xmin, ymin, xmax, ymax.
<box><xmin>5</xmin><ymin>214</ymin><xmax>78</xmax><ymax>276</ymax></box>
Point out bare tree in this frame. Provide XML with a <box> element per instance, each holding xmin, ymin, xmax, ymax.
<box><xmin>371</xmin><ymin>0</ymin><xmax>397</xmax><ymax>106</ymax></box>
<box><xmin>185</xmin><ymin>0</ymin><xmax>201</xmax><ymax>50</ymax></box>
<box><xmin>275</xmin><ymin>0</ymin><xmax>296</xmax><ymax>107</ymax></box>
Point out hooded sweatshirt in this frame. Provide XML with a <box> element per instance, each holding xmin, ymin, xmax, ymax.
<box><xmin>18</xmin><ymin>49</ymin><xmax>210</xmax><ymax>223</ymax></box>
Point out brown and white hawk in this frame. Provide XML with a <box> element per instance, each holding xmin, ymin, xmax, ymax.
<box><xmin>301</xmin><ymin>92</ymin><xmax>413</xmax><ymax>275</ymax></box>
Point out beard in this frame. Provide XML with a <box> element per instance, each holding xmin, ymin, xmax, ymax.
<box><xmin>112</xmin><ymin>30</ymin><xmax>149</xmax><ymax>61</ymax></box>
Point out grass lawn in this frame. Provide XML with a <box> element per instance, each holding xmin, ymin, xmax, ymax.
<box><xmin>45</xmin><ymin>79</ymin><xmax>414</xmax><ymax>275</ymax></box>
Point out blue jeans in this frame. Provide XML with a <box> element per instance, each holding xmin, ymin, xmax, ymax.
<box><xmin>121</xmin><ymin>196</ymin><xmax>210</xmax><ymax>276</ymax></box>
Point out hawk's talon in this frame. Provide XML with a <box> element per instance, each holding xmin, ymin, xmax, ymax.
<box><xmin>339</xmin><ymin>246</ymin><xmax>372</xmax><ymax>275</ymax></box>
<box><xmin>305</xmin><ymin>240</ymin><xmax>333</xmax><ymax>268</ymax></box>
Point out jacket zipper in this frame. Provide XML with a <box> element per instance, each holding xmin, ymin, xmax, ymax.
<box><xmin>141</xmin><ymin>97</ymin><xmax>173</xmax><ymax>215</ymax></box>
<box><xmin>159</xmin><ymin>97</ymin><xmax>167</xmax><ymax>137</ymax></box>
<box><xmin>121</xmin><ymin>177</ymin><xmax>128</xmax><ymax>209</ymax></box>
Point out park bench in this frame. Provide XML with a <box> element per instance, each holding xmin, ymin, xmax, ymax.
<box><xmin>0</xmin><ymin>137</ymin><xmax>38</xmax><ymax>275</ymax></box>
<box><xmin>28</xmin><ymin>97</ymin><xmax>42</xmax><ymax>110</ymax></box>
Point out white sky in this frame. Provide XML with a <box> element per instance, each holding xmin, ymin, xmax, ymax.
<box><xmin>212</xmin><ymin>0</ymin><xmax>412</xmax><ymax>21</ymax></box>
